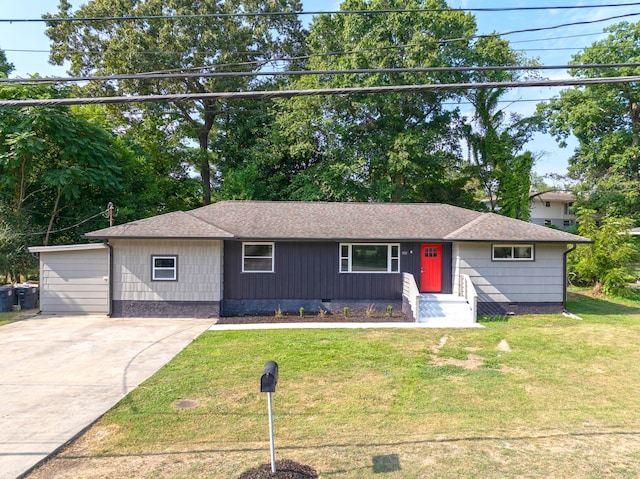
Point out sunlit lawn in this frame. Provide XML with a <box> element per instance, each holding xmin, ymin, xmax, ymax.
<box><xmin>29</xmin><ymin>289</ymin><xmax>640</xmax><ymax>478</ymax></box>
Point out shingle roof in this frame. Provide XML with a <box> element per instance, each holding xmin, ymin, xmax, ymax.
<box><xmin>84</xmin><ymin>200</ymin><xmax>589</xmax><ymax>243</ymax></box>
<box><xmin>530</xmin><ymin>191</ymin><xmax>576</xmax><ymax>202</ymax></box>
<box><xmin>84</xmin><ymin>211</ymin><xmax>233</xmax><ymax>239</ymax></box>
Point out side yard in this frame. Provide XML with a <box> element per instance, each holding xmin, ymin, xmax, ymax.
<box><xmin>25</xmin><ymin>290</ymin><xmax>640</xmax><ymax>479</ymax></box>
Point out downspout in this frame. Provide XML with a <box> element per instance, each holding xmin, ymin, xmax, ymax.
<box><xmin>105</xmin><ymin>240</ymin><xmax>113</xmax><ymax>317</ymax></box>
<box><xmin>563</xmin><ymin>243</ymin><xmax>577</xmax><ymax>310</ymax></box>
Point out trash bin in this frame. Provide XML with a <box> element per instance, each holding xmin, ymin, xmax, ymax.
<box><xmin>17</xmin><ymin>285</ymin><xmax>39</xmax><ymax>310</ymax></box>
<box><xmin>0</xmin><ymin>286</ymin><xmax>15</xmax><ymax>312</ymax></box>
<box><xmin>0</xmin><ymin>286</ymin><xmax>14</xmax><ymax>313</ymax></box>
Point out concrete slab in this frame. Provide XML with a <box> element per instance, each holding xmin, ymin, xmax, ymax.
<box><xmin>0</xmin><ymin>314</ymin><xmax>213</xmax><ymax>479</ymax></box>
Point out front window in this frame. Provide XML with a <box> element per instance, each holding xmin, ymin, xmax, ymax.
<box><xmin>340</xmin><ymin>244</ymin><xmax>400</xmax><ymax>273</ymax></box>
<box><xmin>243</xmin><ymin>242</ymin><xmax>274</xmax><ymax>272</ymax></box>
<box><xmin>492</xmin><ymin>244</ymin><xmax>534</xmax><ymax>262</ymax></box>
<box><xmin>152</xmin><ymin>255</ymin><xmax>177</xmax><ymax>281</ymax></box>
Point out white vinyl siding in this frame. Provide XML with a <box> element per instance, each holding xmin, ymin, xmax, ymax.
<box><xmin>36</xmin><ymin>245</ymin><xmax>109</xmax><ymax>314</ymax></box>
<box><xmin>112</xmin><ymin>239</ymin><xmax>223</xmax><ymax>302</ymax></box>
<box><xmin>453</xmin><ymin>243</ymin><xmax>566</xmax><ymax>304</ymax></box>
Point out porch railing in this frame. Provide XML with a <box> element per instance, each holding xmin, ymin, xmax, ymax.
<box><xmin>458</xmin><ymin>274</ymin><xmax>478</xmax><ymax>323</ymax></box>
<box><xmin>402</xmin><ymin>273</ymin><xmax>420</xmax><ymax>322</ymax></box>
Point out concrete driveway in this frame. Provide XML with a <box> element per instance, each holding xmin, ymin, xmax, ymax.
<box><xmin>0</xmin><ymin>314</ymin><xmax>214</xmax><ymax>479</ymax></box>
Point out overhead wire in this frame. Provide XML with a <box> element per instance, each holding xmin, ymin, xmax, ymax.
<box><xmin>2</xmin><ymin>3</ymin><xmax>640</xmax><ymax>22</ymax></box>
<box><xmin>2</xmin><ymin>63</ymin><xmax>639</xmax><ymax>85</ymax></box>
<box><xmin>1</xmin><ymin>75</ymin><xmax>639</xmax><ymax>108</ymax></box>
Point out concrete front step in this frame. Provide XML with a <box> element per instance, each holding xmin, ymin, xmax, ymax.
<box><xmin>418</xmin><ymin>293</ymin><xmax>475</xmax><ymax>325</ymax></box>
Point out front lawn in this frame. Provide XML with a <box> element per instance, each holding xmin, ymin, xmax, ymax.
<box><xmin>29</xmin><ymin>290</ymin><xmax>640</xmax><ymax>478</ymax></box>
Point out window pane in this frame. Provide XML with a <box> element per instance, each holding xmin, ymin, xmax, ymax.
<box><xmin>341</xmin><ymin>245</ymin><xmax>349</xmax><ymax>257</ymax></box>
<box><xmin>493</xmin><ymin>246</ymin><xmax>512</xmax><ymax>259</ymax></box>
<box><xmin>244</xmin><ymin>258</ymin><xmax>273</xmax><ymax>272</ymax></box>
<box><xmin>391</xmin><ymin>258</ymin><xmax>399</xmax><ymax>272</ymax></box>
<box><xmin>244</xmin><ymin>244</ymin><xmax>272</xmax><ymax>257</ymax></box>
<box><xmin>341</xmin><ymin>258</ymin><xmax>349</xmax><ymax>272</ymax></box>
<box><xmin>514</xmin><ymin>246</ymin><xmax>532</xmax><ymax>259</ymax></box>
<box><xmin>154</xmin><ymin>258</ymin><xmax>175</xmax><ymax>268</ymax></box>
<box><xmin>352</xmin><ymin>245</ymin><xmax>388</xmax><ymax>272</ymax></box>
<box><xmin>391</xmin><ymin>245</ymin><xmax>399</xmax><ymax>257</ymax></box>
<box><xmin>154</xmin><ymin>269</ymin><xmax>175</xmax><ymax>280</ymax></box>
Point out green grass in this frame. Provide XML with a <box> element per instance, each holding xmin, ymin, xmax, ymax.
<box><xmin>0</xmin><ymin>309</ymin><xmax>34</xmax><ymax>326</ymax></box>
<box><xmin>30</xmin><ymin>290</ymin><xmax>640</xmax><ymax>479</ymax></box>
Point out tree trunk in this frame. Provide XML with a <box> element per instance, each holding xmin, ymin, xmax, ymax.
<box><xmin>44</xmin><ymin>186</ymin><xmax>62</xmax><ymax>246</ymax></box>
<box><xmin>198</xmin><ymin>130</ymin><xmax>212</xmax><ymax>206</ymax></box>
<box><xmin>198</xmin><ymin>101</ymin><xmax>218</xmax><ymax>206</ymax></box>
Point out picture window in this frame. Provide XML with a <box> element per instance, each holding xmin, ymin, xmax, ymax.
<box><xmin>340</xmin><ymin>244</ymin><xmax>400</xmax><ymax>273</ymax></box>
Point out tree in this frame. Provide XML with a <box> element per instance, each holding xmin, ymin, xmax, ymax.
<box><xmin>538</xmin><ymin>21</ymin><xmax>640</xmax><ymax>220</ymax></box>
<box><xmin>0</xmin><ymin>84</ymin><xmax>124</xmax><ymax>245</ymax></box>
<box><xmin>463</xmin><ymin>36</ymin><xmax>540</xmax><ymax>219</ymax></box>
<box><xmin>0</xmin><ymin>47</ymin><xmax>14</xmax><ymax>78</ymax></box>
<box><xmin>221</xmin><ymin>0</ymin><xmax>483</xmax><ymax>205</ymax></box>
<box><xmin>45</xmin><ymin>0</ymin><xmax>306</xmax><ymax>205</ymax></box>
<box><xmin>569</xmin><ymin>208</ymin><xmax>640</xmax><ymax>296</ymax></box>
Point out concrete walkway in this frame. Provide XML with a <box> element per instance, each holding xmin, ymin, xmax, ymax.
<box><xmin>0</xmin><ymin>314</ymin><xmax>213</xmax><ymax>479</ymax></box>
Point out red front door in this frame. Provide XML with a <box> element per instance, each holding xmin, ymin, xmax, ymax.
<box><xmin>420</xmin><ymin>244</ymin><xmax>442</xmax><ymax>293</ymax></box>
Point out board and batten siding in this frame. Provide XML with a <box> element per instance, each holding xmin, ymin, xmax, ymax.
<box><xmin>453</xmin><ymin>242</ymin><xmax>566</xmax><ymax>304</ymax></box>
<box><xmin>111</xmin><ymin>239</ymin><xmax>223</xmax><ymax>302</ymax></box>
<box><xmin>223</xmin><ymin>241</ymin><xmax>405</xmax><ymax>301</ymax></box>
<box><xmin>37</xmin><ymin>245</ymin><xmax>109</xmax><ymax>314</ymax></box>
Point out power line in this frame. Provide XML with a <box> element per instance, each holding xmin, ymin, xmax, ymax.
<box><xmin>2</xmin><ymin>3</ymin><xmax>638</xmax><ymax>23</ymax></box>
<box><xmin>4</xmin><ymin>11</ymin><xmax>635</xmax><ymax>78</ymax></box>
<box><xmin>1</xmin><ymin>75</ymin><xmax>639</xmax><ymax>108</ymax></box>
<box><xmin>3</xmin><ymin>63</ymin><xmax>639</xmax><ymax>85</ymax></box>
<box><xmin>19</xmin><ymin>205</ymin><xmax>112</xmax><ymax>237</ymax></box>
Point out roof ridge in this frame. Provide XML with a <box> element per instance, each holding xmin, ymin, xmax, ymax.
<box><xmin>444</xmin><ymin>212</ymin><xmax>486</xmax><ymax>239</ymax></box>
<box><xmin>185</xmin><ymin>210</ymin><xmax>235</xmax><ymax>237</ymax></box>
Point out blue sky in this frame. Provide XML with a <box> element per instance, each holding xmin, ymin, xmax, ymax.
<box><xmin>2</xmin><ymin>1</ymin><xmax>639</xmax><ymax>179</ymax></box>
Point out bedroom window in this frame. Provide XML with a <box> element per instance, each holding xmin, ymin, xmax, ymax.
<box><xmin>340</xmin><ymin>244</ymin><xmax>400</xmax><ymax>273</ymax></box>
<box><xmin>243</xmin><ymin>242</ymin><xmax>274</xmax><ymax>272</ymax></box>
<box><xmin>152</xmin><ymin>255</ymin><xmax>177</xmax><ymax>281</ymax></box>
<box><xmin>492</xmin><ymin>244</ymin><xmax>534</xmax><ymax>262</ymax></box>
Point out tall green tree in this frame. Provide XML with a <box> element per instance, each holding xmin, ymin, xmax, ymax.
<box><xmin>222</xmin><ymin>0</ymin><xmax>482</xmax><ymax>204</ymax></box>
<box><xmin>0</xmin><ymin>84</ymin><xmax>123</xmax><ymax>245</ymax></box>
<box><xmin>463</xmin><ymin>36</ymin><xmax>540</xmax><ymax>219</ymax></box>
<box><xmin>538</xmin><ymin>21</ymin><xmax>640</xmax><ymax>220</ymax></box>
<box><xmin>45</xmin><ymin>0</ymin><xmax>306</xmax><ymax>205</ymax></box>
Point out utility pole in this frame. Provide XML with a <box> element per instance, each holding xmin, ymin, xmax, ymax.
<box><xmin>108</xmin><ymin>202</ymin><xmax>114</xmax><ymax>227</ymax></box>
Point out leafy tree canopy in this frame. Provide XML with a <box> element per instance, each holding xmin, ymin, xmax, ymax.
<box><xmin>45</xmin><ymin>0</ymin><xmax>306</xmax><ymax>205</ymax></box>
<box><xmin>538</xmin><ymin>21</ymin><xmax>640</xmax><ymax>220</ymax></box>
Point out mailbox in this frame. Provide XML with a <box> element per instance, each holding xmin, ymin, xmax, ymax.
<box><xmin>261</xmin><ymin>361</ymin><xmax>278</xmax><ymax>393</ymax></box>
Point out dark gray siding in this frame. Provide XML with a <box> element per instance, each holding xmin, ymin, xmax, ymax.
<box><xmin>223</xmin><ymin>240</ymin><xmax>452</xmax><ymax>301</ymax></box>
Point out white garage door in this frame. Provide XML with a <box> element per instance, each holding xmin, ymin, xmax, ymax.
<box><xmin>30</xmin><ymin>244</ymin><xmax>109</xmax><ymax>314</ymax></box>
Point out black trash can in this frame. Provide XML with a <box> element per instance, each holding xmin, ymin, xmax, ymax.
<box><xmin>17</xmin><ymin>285</ymin><xmax>39</xmax><ymax>310</ymax></box>
<box><xmin>0</xmin><ymin>286</ymin><xmax>14</xmax><ymax>313</ymax></box>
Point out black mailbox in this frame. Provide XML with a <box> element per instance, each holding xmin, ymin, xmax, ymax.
<box><xmin>261</xmin><ymin>361</ymin><xmax>278</xmax><ymax>393</ymax></box>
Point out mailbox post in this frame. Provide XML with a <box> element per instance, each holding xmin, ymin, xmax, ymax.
<box><xmin>261</xmin><ymin>361</ymin><xmax>278</xmax><ymax>473</ymax></box>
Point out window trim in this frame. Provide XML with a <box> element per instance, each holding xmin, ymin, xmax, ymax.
<box><xmin>242</xmin><ymin>242</ymin><xmax>275</xmax><ymax>273</ymax></box>
<box><xmin>492</xmin><ymin>244</ymin><xmax>535</xmax><ymax>262</ymax></box>
<box><xmin>339</xmin><ymin>243</ymin><xmax>400</xmax><ymax>273</ymax></box>
<box><xmin>151</xmin><ymin>255</ymin><xmax>178</xmax><ymax>281</ymax></box>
